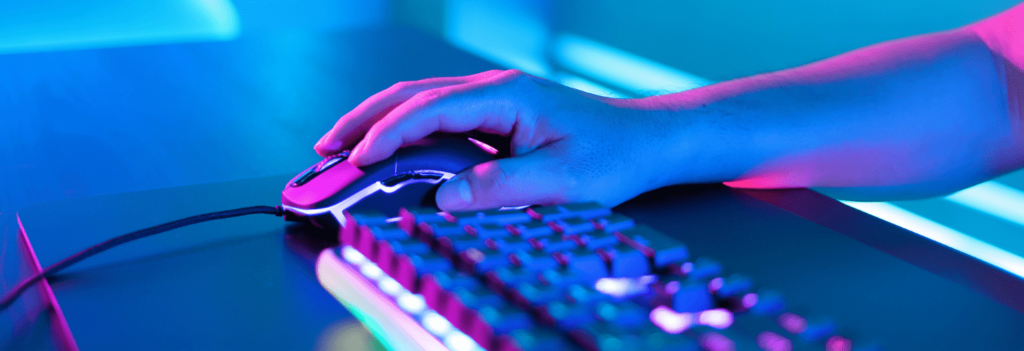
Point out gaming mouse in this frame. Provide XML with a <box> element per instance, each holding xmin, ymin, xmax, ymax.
<box><xmin>281</xmin><ymin>136</ymin><xmax>497</xmax><ymax>229</ymax></box>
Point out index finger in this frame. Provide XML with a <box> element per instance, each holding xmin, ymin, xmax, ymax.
<box><xmin>348</xmin><ymin>70</ymin><xmax>535</xmax><ymax>166</ymax></box>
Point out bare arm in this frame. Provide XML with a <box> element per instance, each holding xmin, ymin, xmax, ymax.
<box><xmin>316</xmin><ymin>4</ymin><xmax>1024</xmax><ymax>210</ymax></box>
<box><xmin>630</xmin><ymin>3</ymin><xmax>1024</xmax><ymax>200</ymax></box>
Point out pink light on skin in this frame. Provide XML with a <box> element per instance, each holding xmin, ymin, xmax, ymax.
<box><xmin>466</xmin><ymin>137</ymin><xmax>499</xmax><ymax>155</ymax></box>
<box><xmin>742</xmin><ymin>293</ymin><xmax>759</xmax><ymax>309</ymax></box>
<box><xmin>826</xmin><ymin>336</ymin><xmax>854</xmax><ymax>351</ymax></box>
<box><xmin>697</xmin><ymin>308</ymin><xmax>734</xmax><ymax>329</ymax></box>
<box><xmin>756</xmin><ymin>331</ymin><xmax>793</xmax><ymax>351</ymax></box>
<box><xmin>778</xmin><ymin>312</ymin><xmax>808</xmax><ymax>334</ymax></box>
<box><xmin>699</xmin><ymin>331</ymin><xmax>736</xmax><ymax>351</ymax></box>
<box><xmin>650</xmin><ymin>306</ymin><xmax>693</xmax><ymax>334</ymax></box>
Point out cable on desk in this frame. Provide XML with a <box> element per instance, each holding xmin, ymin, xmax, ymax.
<box><xmin>0</xmin><ymin>205</ymin><xmax>285</xmax><ymax>311</ymax></box>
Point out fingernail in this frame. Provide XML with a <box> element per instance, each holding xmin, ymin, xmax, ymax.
<box><xmin>437</xmin><ymin>177</ymin><xmax>473</xmax><ymax>210</ymax></box>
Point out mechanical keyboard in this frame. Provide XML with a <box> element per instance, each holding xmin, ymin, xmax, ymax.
<box><xmin>316</xmin><ymin>203</ymin><xmax>876</xmax><ymax>351</ymax></box>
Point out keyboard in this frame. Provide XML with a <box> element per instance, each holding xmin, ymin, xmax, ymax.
<box><xmin>315</xmin><ymin>203</ymin><xmax>876</xmax><ymax>351</ymax></box>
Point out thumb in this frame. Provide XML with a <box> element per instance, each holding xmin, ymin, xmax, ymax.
<box><xmin>435</xmin><ymin>150</ymin><xmax>571</xmax><ymax>211</ymax></box>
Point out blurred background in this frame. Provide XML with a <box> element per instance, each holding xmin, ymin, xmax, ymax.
<box><xmin>1</xmin><ymin>0</ymin><xmax>1023</xmax><ymax>315</ymax></box>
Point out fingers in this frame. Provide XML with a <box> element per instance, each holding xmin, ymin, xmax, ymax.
<box><xmin>349</xmin><ymin>69</ymin><xmax>531</xmax><ymax>166</ymax></box>
<box><xmin>314</xmin><ymin>70</ymin><xmax>505</xmax><ymax>157</ymax></box>
<box><xmin>435</xmin><ymin>148</ymin><xmax>573</xmax><ymax>211</ymax></box>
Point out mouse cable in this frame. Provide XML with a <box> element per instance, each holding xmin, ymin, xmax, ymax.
<box><xmin>0</xmin><ymin>205</ymin><xmax>284</xmax><ymax>312</ymax></box>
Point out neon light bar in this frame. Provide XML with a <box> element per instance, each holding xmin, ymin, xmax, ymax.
<box><xmin>552</xmin><ymin>33</ymin><xmax>712</xmax><ymax>95</ymax></box>
<box><xmin>841</xmin><ymin>201</ymin><xmax>1024</xmax><ymax>279</ymax></box>
<box><xmin>945</xmin><ymin>181</ymin><xmax>1024</xmax><ymax>228</ymax></box>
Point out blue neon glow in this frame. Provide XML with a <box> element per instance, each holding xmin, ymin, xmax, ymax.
<box><xmin>552</xmin><ymin>33</ymin><xmax>712</xmax><ymax>95</ymax></box>
<box><xmin>0</xmin><ymin>0</ymin><xmax>240</xmax><ymax>55</ymax></box>
<box><xmin>945</xmin><ymin>181</ymin><xmax>1024</xmax><ymax>228</ymax></box>
<box><xmin>444</xmin><ymin>0</ymin><xmax>552</xmax><ymax>77</ymax></box>
<box><xmin>555</xmin><ymin>73</ymin><xmax>627</xmax><ymax>98</ymax></box>
<box><xmin>842</xmin><ymin>201</ymin><xmax>1024</xmax><ymax>279</ymax></box>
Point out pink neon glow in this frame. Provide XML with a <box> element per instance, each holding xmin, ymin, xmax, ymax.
<box><xmin>467</xmin><ymin>137</ymin><xmax>499</xmax><ymax>155</ymax></box>
<box><xmin>742</xmin><ymin>293</ymin><xmax>759</xmax><ymax>308</ymax></box>
<box><xmin>699</xmin><ymin>331</ymin><xmax>736</xmax><ymax>351</ymax></box>
<box><xmin>778</xmin><ymin>312</ymin><xmax>808</xmax><ymax>334</ymax></box>
<box><xmin>756</xmin><ymin>331</ymin><xmax>793</xmax><ymax>351</ymax></box>
<box><xmin>697</xmin><ymin>308</ymin><xmax>734</xmax><ymax>329</ymax></box>
<box><xmin>650</xmin><ymin>306</ymin><xmax>693</xmax><ymax>334</ymax></box>
<box><xmin>826</xmin><ymin>336</ymin><xmax>854</xmax><ymax>351</ymax></box>
<box><xmin>17</xmin><ymin>216</ymin><xmax>79</xmax><ymax>350</ymax></box>
<box><xmin>708</xmin><ymin>277</ymin><xmax>724</xmax><ymax>292</ymax></box>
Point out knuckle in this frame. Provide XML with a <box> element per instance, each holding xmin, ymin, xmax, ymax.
<box><xmin>409</xmin><ymin>88</ymin><xmax>447</xmax><ymax>106</ymax></box>
<box><xmin>388</xmin><ymin>80</ymin><xmax>414</xmax><ymax>92</ymax></box>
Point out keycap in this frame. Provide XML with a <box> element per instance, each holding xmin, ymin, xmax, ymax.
<box><xmin>498</xmin><ymin>328</ymin><xmax>572</xmax><ymax>351</ymax></box>
<box><xmin>540</xmin><ymin>268</ymin><xmax>594</xmax><ymax>287</ymax></box>
<box><xmin>543</xmin><ymin>301</ymin><xmax>595</xmax><ymax>329</ymax></box>
<box><xmin>512</xmin><ymin>221</ymin><xmax>555</xmax><ymax>239</ymax></box>
<box><xmin>616</xmin><ymin>225</ymin><xmax>689</xmax><ymax>268</ymax></box>
<box><xmin>393</xmin><ymin>252</ymin><xmax>453</xmax><ymax>291</ymax></box>
<box><xmin>566</xmin><ymin>284</ymin><xmax>615</xmax><ymax>306</ymax></box>
<box><xmin>595</xmin><ymin>301</ymin><xmax>649</xmax><ymax>328</ymax></box>
<box><xmin>576</xmin><ymin>230</ymin><xmax>621</xmax><ymax>250</ymax></box>
<box><xmin>399</xmin><ymin>207</ymin><xmax>446</xmax><ymax>232</ymax></box>
<box><xmin>562</xmin><ymin>247</ymin><xmax>609</xmax><ymax>280</ymax></box>
<box><xmin>526</xmin><ymin>206</ymin><xmax>573</xmax><ymax>221</ymax></box>
<box><xmin>512</xmin><ymin>249</ymin><xmax>561</xmax><ymax>271</ymax></box>
<box><xmin>672</xmin><ymin>281</ymin><xmax>714</xmax><ymax>312</ymax></box>
<box><xmin>471</xmin><ymin>222</ymin><xmax>515</xmax><ymax>239</ymax></box>
<box><xmin>492</xmin><ymin>235</ymin><xmax>535</xmax><ymax>252</ymax></box>
<box><xmin>569</xmin><ymin>322</ymin><xmax>646</xmax><ymax>351</ymax></box>
<box><xmin>688</xmin><ymin>258</ymin><xmax>723</xmax><ymax>280</ymax></box>
<box><xmin>513</xmin><ymin>282</ymin><xmax>566</xmax><ymax>306</ymax></box>
<box><xmin>748</xmin><ymin>290</ymin><xmax>786</xmax><ymax>316</ymax></box>
<box><xmin>386</xmin><ymin>238</ymin><xmax>431</xmax><ymax>255</ymax></box>
<box><xmin>486</xmin><ymin>267</ymin><xmax>539</xmax><ymax>289</ymax></box>
<box><xmin>531</xmin><ymin>235</ymin><xmax>582</xmax><ymax>253</ymax></box>
<box><xmin>452</xmin><ymin>209</ymin><xmax>533</xmax><ymax>225</ymax></box>
<box><xmin>716</xmin><ymin>274</ymin><xmax>753</xmax><ymax>298</ymax></box>
<box><xmin>598</xmin><ymin>244</ymin><xmax>651</xmax><ymax>277</ymax></box>
<box><xmin>799</xmin><ymin>319</ymin><xmax>837</xmax><ymax>342</ymax></box>
<box><xmin>551</xmin><ymin>217</ymin><xmax>597</xmax><ymax>235</ymax></box>
<box><xmin>479</xmin><ymin>305</ymin><xmax>535</xmax><ymax>334</ymax></box>
<box><xmin>419</xmin><ymin>221</ymin><xmax>466</xmax><ymax>238</ymax></box>
<box><xmin>594</xmin><ymin>214</ymin><xmax>635</xmax><ymax>232</ymax></box>
<box><xmin>461</xmin><ymin>247</ymin><xmax>511</xmax><ymax>273</ymax></box>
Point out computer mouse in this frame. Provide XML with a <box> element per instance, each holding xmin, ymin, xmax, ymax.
<box><xmin>281</xmin><ymin>136</ymin><xmax>498</xmax><ymax>229</ymax></box>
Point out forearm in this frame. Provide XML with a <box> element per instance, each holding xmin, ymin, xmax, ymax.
<box><xmin>621</xmin><ymin>27</ymin><xmax>1023</xmax><ymax>200</ymax></box>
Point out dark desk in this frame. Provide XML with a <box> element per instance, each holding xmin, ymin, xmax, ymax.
<box><xmin>8</xmin><ymin>175</ymin><xmax>1024</xmax><ymax>350</ymax></box>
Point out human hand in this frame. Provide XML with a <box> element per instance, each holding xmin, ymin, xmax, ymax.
<box><xmin>315</xmin><ymin>69</ymin><xmax>686</xmax><ymax>211</ymax></box>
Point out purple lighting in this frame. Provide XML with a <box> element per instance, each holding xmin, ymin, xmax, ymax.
<box><xmin>699</xmin><ymin>331</ymin><xmax>736</xmax><ymax>351</ymax></box>
<box><xmin>708</xmin><ymin>277</ymin><xmax>724</xmax><ymax>292</ymax></box>
<box><xmin>650</xmin><ymin>306</ymin><xmax>693</xmax><ymax>334</ymax></box>
<box><xmin>778</xmin><ymin>313</ymin><xmax>808</xmax><ymax>334</ymax></box>
<box><xmin>697</xmin><ymin>308</ymin><xmax>734</xmax><ymax>329</ymax></box>
<box><xmin>826</xmin><ymin>336</ymin><xmax>853</xmax><ymax>351</ymax></box>
<box><xmin>741</xmin><ymin>293</ymin><xmax>758</xmax><ymax>308</ymax></box>
<box><xmin>756</xmin><ymin>331</ymin><xmax>793</xmax><ymax>351</ymax></box>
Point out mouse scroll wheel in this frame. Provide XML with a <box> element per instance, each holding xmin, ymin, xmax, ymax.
<box><xmin>317</xmin><ymin>151</ymin><xmax>350</xmax><ymax>172</ymax></box>
<box><xmin>292</xmin><ymin>151</ymin><xmax>351</xmax><ymax>187</ymax></box>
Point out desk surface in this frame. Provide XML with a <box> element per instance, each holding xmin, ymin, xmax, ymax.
<box><xmin>10</xmin><ymin>175</ymin><xmax>1024</xmax><ymax>351</ymax></box>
